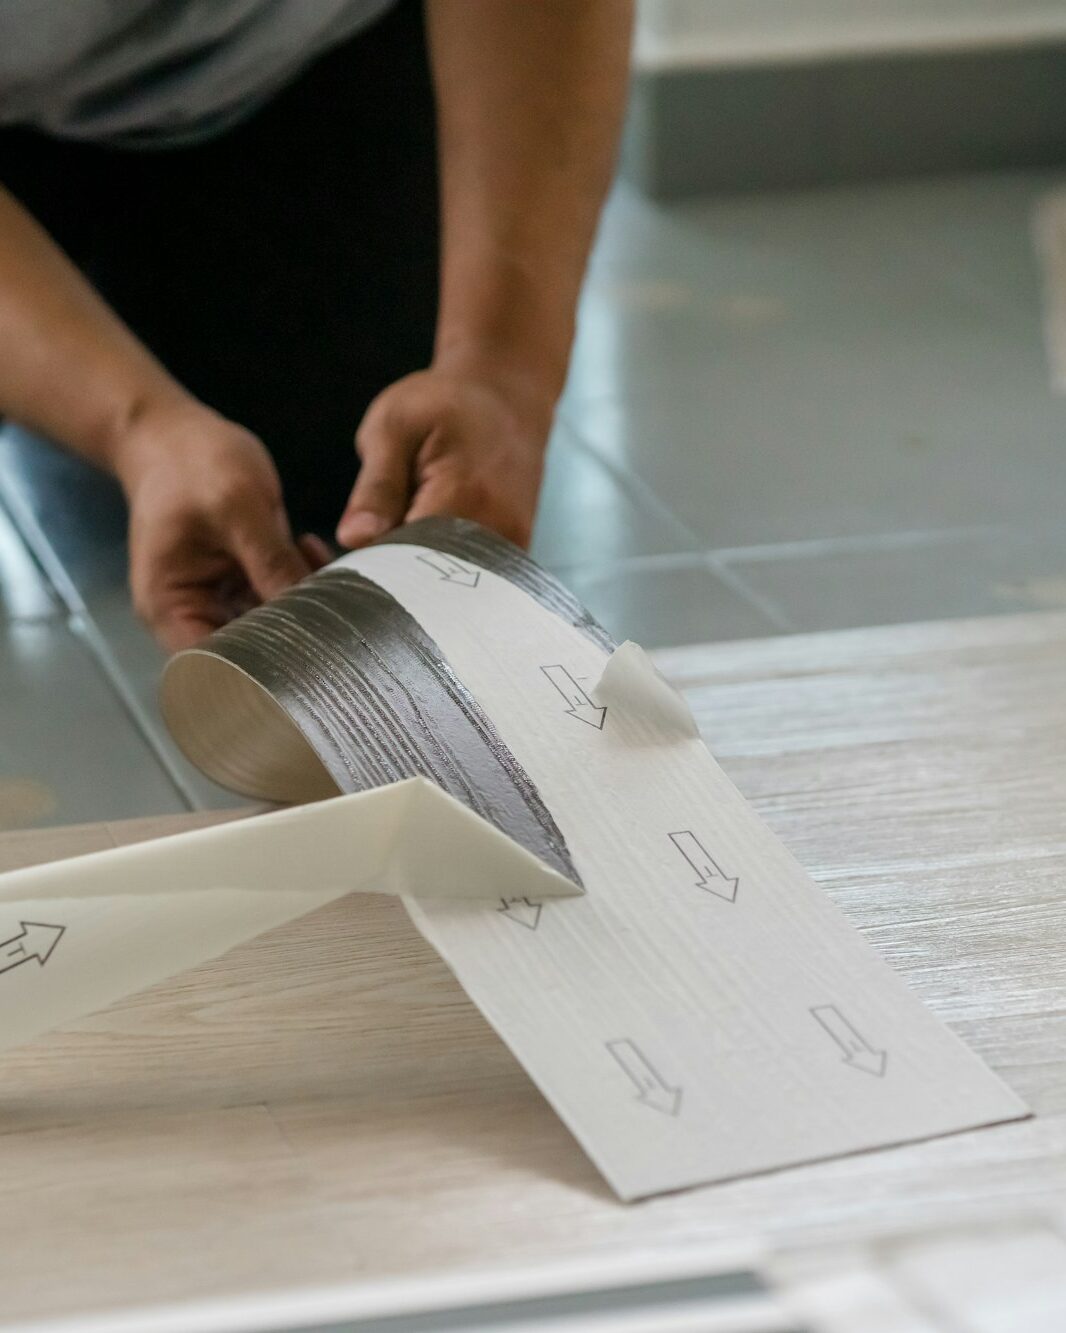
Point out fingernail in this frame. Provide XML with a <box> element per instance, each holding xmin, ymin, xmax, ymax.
<box><xmin>336</xmin><ymin>512</ymin><xmax>390</xmax><ymax>547</ymax></box>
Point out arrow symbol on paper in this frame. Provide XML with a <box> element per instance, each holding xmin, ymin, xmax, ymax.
<box><xmin>540</xmin><ymin>665</ymin><xmax>607</xmax><ymax>729</ymax></box>
<box><xmin>606</xmin><ymin>1039</ymin><xmax>682</xmax><ymax>1116</ymax></box>
<box><xmin>0</xmin><ymin>921</ymin><xmax>65</xmax><ymax>977</ymax></box>
<box><xmin>668</xmin><ymin>831</ymin><xmax>739</xmax><ymax>902</ymax></box>
<box><xmin>498</xmin><ymin>897</ymin><xmax>542</xmax><ymax>930</ymax></box>
<box><xmin>810</xmin><ymin>1004</ymin><xmax>887</xmax><ymax>1077</ymax></box>
<box><xmin>415</xmin><ymin>552</ymin><xmax>481</xmax><ymax>587</ymax></box>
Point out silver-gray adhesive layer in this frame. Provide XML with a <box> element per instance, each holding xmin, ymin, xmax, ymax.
<box><xmin>199</xmin><ymin>561</ymin><xmax>579</xmax><ymax>885</ymax></box>
<box><xmin>379</xmin><ymin>517</ymin><xmax>615</xmax><ymax>652</ymax></box>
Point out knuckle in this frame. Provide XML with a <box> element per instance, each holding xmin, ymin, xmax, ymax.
<box><xmin>209</xmin><ymin>478</ymin><xmax>248</xmax><ymax>523</ymax></box>
<box><xmin>210</xmin><ymin>460</ymin><xmax>276</xmax><ymax>521</ymax></box>
<box><xmin>358</xmin><ymin>391</ymin><xmax>404</xmax><ymax>450</ymax></box>
<box><xmin>354</xmin><ymin>424</ymin><xmax>377</xmax><ymax>460</ymax></box>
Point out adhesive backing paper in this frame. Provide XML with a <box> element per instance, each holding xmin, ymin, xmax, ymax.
<box><xmin>0</xmin><ymin>519</ymin><xmax>1028</xmax><ymax>1199</ymax></box>
<box><xmin>0</xmin><ymin>778</ymin><xmax>578</xmax><ymax>1055</ymax></box>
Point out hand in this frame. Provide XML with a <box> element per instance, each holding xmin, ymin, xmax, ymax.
<box><xmin>114</xmin><ymin>400</ymin><xmax>331</xmax><ymax>652</ymax></box>
<box><xmin>335</xmin><ymin>368</ymin><xmax>552</xmax><ymax>550</ymax></box>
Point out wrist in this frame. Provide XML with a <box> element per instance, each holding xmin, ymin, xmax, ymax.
<box><xmin>106</xmin><ymin>393</ymin><xmax>236</xmax><ymax>499</ymax></box>
<box><xmin>93</xmin><ymin>383</ymin><xmax>195</xmax><ymax>479</ymax></box>
<box><xmin>434</xmin><ymin>245</ymin><xmax>576</xmax><ymax>430</ymax></box>
<box><xmin>430</xmin><ymin>346</ymin><xmax>561</xmax><ymax>439</ymax></box>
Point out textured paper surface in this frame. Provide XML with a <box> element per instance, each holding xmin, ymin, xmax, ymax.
<box><xmin>329</xmin><ymin>541</ymin><xmax>1028</xmax><ymax>1200</ymax></box>
<box><xmin>0</xmin><ymin>524</ymin><xmax>1028</xmax><ymax>1201</ymax></box>
<box><xmin>0</xmin><ymin>779</ymin><xmax>578</xmax><ymax>1055</ymax></box>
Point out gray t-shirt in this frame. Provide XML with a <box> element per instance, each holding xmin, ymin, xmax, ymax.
<box><xmin>0</xmin><ymin>0</ymin><xmax>397</xmax><ymax>144</ymax></box>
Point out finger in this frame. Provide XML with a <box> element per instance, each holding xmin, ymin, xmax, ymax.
<box><xmin>230</xmin><ymin>510</ymin><xmax>313</xmax><ymax>603</ymax></box>
<box><xmin>133</xmin><ymin>573</ymin><xmax>232</xmax><ymax>652</ymax></box>
<box><xmin>405</xmin><ymin>472</ymin><xmax>533</xmax><ymax>548</ymax></box>
<box><xmin>403</xmin><ymin>472</ymin><xmax>462</xmax><ymax>524</ymax></box>
<box><xmin>128</xmin><ymin>555</ymin><xmax>221</xmax><ymax>652</ymax></box>
<box><xmin>336</xmin><ymin>405</ymin><xmax>426</xmax><ymax>548</ymax></box>
<box><xmin>157</xmin><ymin>607</ymin><xmax>229</xmax><ymax>654</ymax></box>
<box><xmin>298</xmin><ymin>533</ymin><xmax>334</xmax><ymax>569</ymax></box>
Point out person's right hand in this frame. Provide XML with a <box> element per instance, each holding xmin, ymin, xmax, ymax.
<box><xmin>113</xmin><ymin>399</ymin><xmax>330</xmax><ymax>652</ymax></box>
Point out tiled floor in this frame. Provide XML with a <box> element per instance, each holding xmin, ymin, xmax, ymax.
<box><xmin>542</xmin><ymin>168</ymin><xmax>1066</xmax><ymax>644</ymax></box>
<box><xmin>3</xmin><ymin>166</ymin><xmax>1066</xmax><ymax>825</ymax></box>
<box><xmin>0</xmin><ymin>500</ymin><xmax>188</xmax><ymax>825</ymax></box>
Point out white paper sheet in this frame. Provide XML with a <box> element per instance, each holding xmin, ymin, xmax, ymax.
<box><xmin>331</xmin><ymin>543</ymin><xmax>1028</xmax><ymax>1200</ymax></box>
<box><xmin>0</xmin><ymin>778</ymin><xmax>579</xmax><ymax>1054</ymax></box>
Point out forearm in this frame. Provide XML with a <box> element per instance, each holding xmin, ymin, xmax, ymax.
<box><xmin>426</xmin><ymin>0</ymin><xmax>633</xmax><ymax>415</ymax></box>
<box><xmin>0</xmin><ymin>182</ymin><xmax>190</xmax><ymax>474</ymax></box>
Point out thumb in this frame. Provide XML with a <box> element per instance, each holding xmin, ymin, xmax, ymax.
<box><xmin>336</xmin><ymin>397</ymin><xmax>428</xmax><ymax>548</ymax></box>
<box><xmin>230</xmin><ymin>506</ymin><xmax>313</xmax><ymax>604</ymax></box>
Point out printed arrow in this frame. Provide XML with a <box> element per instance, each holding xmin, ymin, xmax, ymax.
<box><xmin>415</xmin><ymin>552</ymin><xmax>481</xmax><ymax>587</ymax></box>
<box><xmin>540</xmin><ymin>665</ymin><xmax>607</xmax><ymax>729</ymax></box>
<box><xmin>810</xmin><ymin>1004</ymin><xmax>887</xmax><ymax>1077</ymax></box>
<box><xmin>606</xmin><ymin>1038</ymin><xmax>682</xmax><ymax>1116</ymax></box>
<box><xmin>498</xmin><ymin>897</ymin><xmax>542</xmax><ymax>930</ymax></box>
<box><xmin>668</xmin><ymin>831</ymin><xmax>739</xmax><ymax>902</ymax></box>
<box><xmin>0</xmin><ymin>921</ymin><xmax>65</xmax><ymax>977</ymax></box>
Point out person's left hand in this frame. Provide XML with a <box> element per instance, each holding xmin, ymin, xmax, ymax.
<box><xmin>335</xmin><ymin>368</ymin><xmax>553</xmax><ymax>551</ymax></box>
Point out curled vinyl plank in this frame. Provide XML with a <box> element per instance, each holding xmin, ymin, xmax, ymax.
<box><xmin>163</xmin><ymin>568</ymin><xmax>579</xmax><ymax>886</ymax></box>
<box><xmin>378</xmin><ymin>517</ymin><xmax>616</xmax><ymax>652</ymax></box>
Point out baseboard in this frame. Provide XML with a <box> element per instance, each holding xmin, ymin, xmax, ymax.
<box><xmin>621</xmin><ymin>39</ymin><xmax>1066</xmax><ymax>197</ymax></box>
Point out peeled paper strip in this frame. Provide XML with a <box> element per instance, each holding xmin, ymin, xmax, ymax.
<box><xmin>0</xmin><ymin>779</ymin><xmax>579</xmax><ymax>1055</ymax></box>
<box><xmin>0</xmin><ymin>519</ymin><xmax>1028</xmax><ymax>1200</ymax></box>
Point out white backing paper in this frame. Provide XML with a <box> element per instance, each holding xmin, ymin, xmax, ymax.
<box><xmin>333</xmin><ymin>543</ymin><xmax>1028</xmax><ymax>1200</ymax></box>
<box><xmin>0</xmin><ymin>540</ymin><xmax>1028</xmax><ymax>1201</ymax></box>
<box><xmin>0</xmin><ymin>778</ymin><xmax>578</xmax><ymax>1054</ymax></box>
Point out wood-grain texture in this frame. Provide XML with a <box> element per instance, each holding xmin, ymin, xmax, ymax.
<box><xmin>1</xmin><ymin>611</ymin><xmax>1064</xmax><ymax>1324</ymax></box>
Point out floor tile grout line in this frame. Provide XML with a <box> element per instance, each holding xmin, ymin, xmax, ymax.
<box><xmin>545</xmin><ymin>551</ymin><xmax>724</xmax><ymax>580</ymax></box>
<box><xmin>703</xmin><ymin>552</ymin><xmax>797</xmax><ymax>633</ymax></box>
<box><xmin>0</xmin><ymin>479</ymin><xmax>201</xmax><ymax>812</ymax></box>
<box><xmin>708</xmin><ymin>525</ymin><xmax>1008</xmax><ymax>566</ymax></box>
<box><xmin>554</xmin><ymin>405</ymin><xmax>708</xmax><ymax>552</ymax></box>
<box><xmin>555</xmin><ymin>408</ymin><xmax>1018</xmax><ymax>571</ymax></box>
<box><xmin>544</xmin><ymin>522</ymin><xmax>1004</xmax><ymax>580</ymax></box>
<box><xmin>545</xmin><ymin>547</ymin><xmax>795</xmax><ymax>635</ymax></box>
<box><xmin>3</xmin><ymin>612</ymin><xmax>66</xmax><ymax>628</ymax></box>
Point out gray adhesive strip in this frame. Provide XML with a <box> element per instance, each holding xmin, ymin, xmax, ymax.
<box><xmin>199</xmin><ymin>568</ymin><xmax>579</xmax><ymax>885</ymax></box>
<box><xmin>378</xmin><ymin>517</ymin><xmax>616</xmax><ymax>652</ymax></box>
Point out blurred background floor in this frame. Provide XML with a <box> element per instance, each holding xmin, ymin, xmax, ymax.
<box><xmin>3</xmin><ymin>165</ymin><xmax>1066</xmax><ymax>824</ymax></box>
<box><xmin>539</xmin><ymin>166</ymin><xmax>1066</xmax><ymax>645</ymax></box>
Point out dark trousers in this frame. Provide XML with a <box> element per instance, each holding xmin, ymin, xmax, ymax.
<box><xmin>0</xmin><ymin>0</ymin><xmax>439</xmax><ymax>536</ymax></box>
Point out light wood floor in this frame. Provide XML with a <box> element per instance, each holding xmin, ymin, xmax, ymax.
<box><xmin>1</xmin><ymin>612</ymin><xmax>1064</xmax><ymax>1326</ymax></box>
